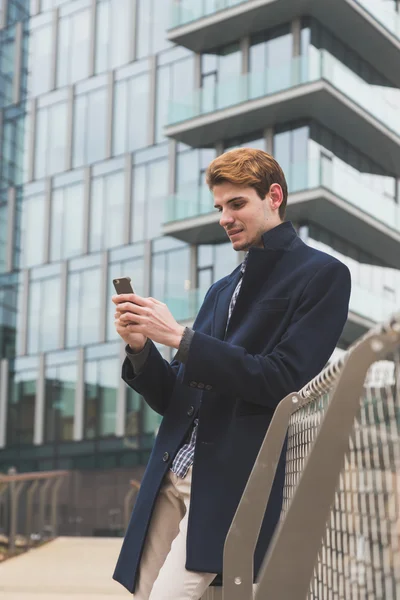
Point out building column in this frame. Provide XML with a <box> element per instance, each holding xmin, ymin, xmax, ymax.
<box><xmin>33</xmin><ymin>354</ymin><xmax>45</xmax><ymax>446</ymax></box>
<box><xmin>241</xmin><ymin>35</ymin><xmax>250</xmax><ymax>74</ymax></box>
<box><xmin>0</xmin><ymin>359</ymin><xmax>8</xmax><ymax>448</ymax></box>
<box><xmin>190</xmin><ymin>244</ymin><xmax>198</xmax><ymax>290</ymax></box>
<box><xmin>73</xmin><ymin>348</ymin><xmax>85</xmax><ymax>441</ymax></box>
<box><xmin>88</xmin><ymin>0</ymin><xmax>97</xmax><ymax>77</ymax></box>
<box><xmin>50</xmin><ymin>9</ymin><xmax>59</xmax><ymax>91</ymax></box>
<box><xmin>264</xmin><ymin>127</ymin><xmax>274</xmax><ymax>154</ymax></box>
<box><xmin>291</xmin><ymin>17</ymin><xmax>302</xmax><ymax>57</ymax></box>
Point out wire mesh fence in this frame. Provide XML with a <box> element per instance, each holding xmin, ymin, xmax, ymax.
<box><xmin>256</xmin><ymin>327</ymin><xmax>400</xmax><ymax>599</ymax></box>
<box><xmin>296</xmin><ymin>352</ymin><xmax>400</xmax><ymax>600</ymax></box>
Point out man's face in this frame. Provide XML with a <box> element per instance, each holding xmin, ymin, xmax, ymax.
<box><xmin>213</xmin><ymin>182</ymin><xmax>283</xmax><ymax>251</ymax></box>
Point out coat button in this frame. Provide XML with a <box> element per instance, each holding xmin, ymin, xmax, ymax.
<box><xmin>162</xmin><ymin>452</ymin><xmax>169</xmax><ymax>462</ymax></box>
<box><xmin>190</xmin><ymin>381</ymin><xmax>197</xmax><ymax>388</ymax></box>
<box><xmin>187</xmin><ymin>406</ymin><xmax>195</xmax><ymax>417</ymax></box>
<box><xmin>205</xmin><ymin>385</ymin><xmax>212</xmax><ymax>391</ymax></box>
<box><xmin>197</xmin><ymin>383</ymin><xmax>205</xmax><ymax>389</ymax></box>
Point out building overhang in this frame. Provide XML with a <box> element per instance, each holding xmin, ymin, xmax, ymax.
<box><xmin>168</xmin><ymin>0</ymin><xmax>400</xmax><ymax>87</ymax></box>
<box><xmin>165</xmin><ymin>80</ymin><xmax>400</xmax><ymax>177</ymax></box>
<box><xmin>162</xmin><ymin>186</ymin><xmax>400</xmax><ymax>270</ymax></box>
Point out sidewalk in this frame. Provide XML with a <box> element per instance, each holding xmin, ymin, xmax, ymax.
<box><xmin>0</xmin><ymin>537</ymin><xmax>129</xmax><ymax>599</ymax></box>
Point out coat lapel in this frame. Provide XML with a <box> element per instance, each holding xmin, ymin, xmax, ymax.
<box><xmin>212</xmin><ymin>268</ymin><xmax>242</xmax><ymax>340</ymax></box>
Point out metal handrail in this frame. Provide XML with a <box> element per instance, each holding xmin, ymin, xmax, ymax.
<box><xmin>221</xmin><ymin>312</ymin><xmax>400</xmax><ymax>600</ymax></box>
<box><xmin>0</xmin><ymin>468</ymin><xmax>69</xmax><ymax>555</ymax></box>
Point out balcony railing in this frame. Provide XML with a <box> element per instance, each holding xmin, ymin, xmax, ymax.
<box><xmin>168</xmin><ymin>50</ymin><xmax>400</xmax><ymax>139</ymax></box>
<box><xmin>165</xmin><ymin>158</ymin><xmax>400</xmax><ymax>235</ymax></box>
<box><xmin>170</xmin><ymin>0</ymin><xmax>400</xmax><ymax>41</ymax></box>
<box><xmin>170</xmin><ymin>0</ymin><xmax>248</xmax><ymax>28</ymax></box>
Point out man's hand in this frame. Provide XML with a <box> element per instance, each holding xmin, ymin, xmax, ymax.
<box><xmin>112</xmin><ymin>295</ymin><xmax>147</xmax><ymax>352</ymax></box>
<box><xmin>113</xmin><ymin>294</ymin><xmax>185</xmax><ymax>349</ymax></box>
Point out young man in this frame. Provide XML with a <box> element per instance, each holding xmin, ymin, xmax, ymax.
<box><xmin>112</xmin><ymin>148</ymin><xmax>351</xmax><ymax>600</ymax></box>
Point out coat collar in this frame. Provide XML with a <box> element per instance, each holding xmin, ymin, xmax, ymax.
<box><xmin>212</xmin><ymin>221</ymin><xmax>299</xmax><ymax>339</ymax></box>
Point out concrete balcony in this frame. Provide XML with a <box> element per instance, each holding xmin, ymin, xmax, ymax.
<box><xmin>163</xmin><ymin>157</ymin><xmax>400</xmax><ymax>270</ymax></box>
<box><xmin>168</xmin><ymin>0</ymin><xmax>400</xmax><ymax>87</ymax></box>
<box><xmin>165</xmin><ymin>51</ymin><xmax>400</xmax><ymax>176</ymax></box>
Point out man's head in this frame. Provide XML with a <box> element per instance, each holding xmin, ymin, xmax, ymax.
<box><xmin>206</xmin><ymin>148</ymin><xmax>288</xmax><ymax>251</ymax></box>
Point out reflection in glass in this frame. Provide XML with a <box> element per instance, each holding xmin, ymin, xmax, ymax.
<box><xmin>57</xmin><ymin>8</ymin><xmax>90</xmax><ymax>87</ymax></box>
<box><xmin>35</xmin><ymin>102</ymin><xmax>68</xmax><ymax>178</ymax></box>
<box><xmin>73</xmin><ymin>88</ymin><xmax>107</xmax><ymax>168</ymax></box>
<box><xmin>28</xmin><ymin>275</ymin><xmax>61</xmax><ymax>353</ymax></box>
<box><xmin>21</xmin><ymin>192</ymin><xmax>46</xmax><ymax>267</ymax></box>
<box><xmin>95</xmin><ymin>0</ymin><xmax>132</xmax><ymax>73</ymax></box>
<box><xmin>28</xmin><ymin>22</ymin><xmax>52</xmax><ymax>96</ymax></box>
<box><xmin>45</xmin><ymin>363</ymin><xmax>76</xmax><ymax>443</ymax></box>
<box><xmin>51</xmin><ymin>183</ymin><xmax>84</xmax><ymax>261</ymax></box>
<box><xmin>131</xmin><ymin>158</ymin><xmax>168</xmax><ymax>241</ymax></box>
<box><xmin>90</xmin><ymin>170</ymin><xmax>124</xmax><ymax>252</ymax></box>
<box><xmin>113</xmin><ymin>72</ymin><xmax>150</xmax><ymax>155</ymax></box>
<box><xmin>66</xmin><ymin>267</ymin><xmax>101</xmax><ymax>347</ymax></box>
<box><xmin>7</xmin><ymin>369</ymin><xmax>36</xmax><ymax>445</ymax></box>
<box><xmin>0</xmin><ymin>25</ymin><xmax>16</xmax><ymax>108</ymax></box>
<box><xmin>84</xmin><ymin>357</ymin><xmax>118</xmax><ymax>438</ymax></box>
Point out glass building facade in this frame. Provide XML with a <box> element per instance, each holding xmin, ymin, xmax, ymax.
<box><xmin>0</xmin><ymin>0</ymin><xmax>399</xmax><ymax>488</ymax></box>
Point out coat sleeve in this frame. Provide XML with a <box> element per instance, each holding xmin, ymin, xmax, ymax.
<box><xmin>181</xmin><ymin>261</ymin><xmax>351</xmax><ymax>409</ymax></box>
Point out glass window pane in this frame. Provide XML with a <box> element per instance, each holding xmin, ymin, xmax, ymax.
<box><xmin>57</xmin><ymin>14</ymin><xmax>70</xmax><ymax>88</ymax></box>
<box><xmin>80</xmin><ymin>268</ymin><xmax>101</xmax><ymax>345</ymax></box>
<box><xmin>7</xmin><ymin>370</ymin><xmax>36</xmax><ymax>446</ymax></box>
<box><xmin>136</xmin><ymin>0</ymin><xmax>151</xmax><ymax>59</ymax></box>
<box><xmin>89</xmin><ymin>178</ymin><xmax>105</xmax><ymax>252</ymax></box>
<box><xmin>70</xmin><ymin>9</ymin><xmax>90</xmax><ymax>83</ymax></box>
<box><xmin>27</xmin><ymin>280</ymin><xmax>41</xmax><ymax>354</ymax></box>
<box><xmin>29</xmin><ymin>23</ymin><xmax>52</xmax><ymax>96</ymax></box>
<box><xmin>131</xmin><ymin>164</ymin><xmax>146</xmax><ymax>242</ymax></box>
<box><xmin>128</xmin><ymin>72</ymin><xmax>149</xmax><ymax>151</ymax></box>
<box><xmin>41</xmin><ymin>276</ymin><xmax>61</xmax><ymax>351</ymax></box>
<box><xmin>21</xmin><ymin>193</ymin><xmax>46</xmax><ymax>267</ymax></box>
<box><xmin>48</xmin><ymin>102</ymin><xmax>68</xmax><ymax>176</ymax></box>
<box><xmin>34</xmin><ymin>108</ymin><xmax>48</xmax><ymax>179</ymax></box>
<box><xmin>95</xmin><ymin>0</ymin><xmax>109</xmax><ymax>74</ymax></box>
<box><xmin>45</xmin><ymin>363</ymin><xmax>76</xmax><ymax>443</ymax></box>
<box><xmin>104</xmin><ymin>171</ymin><xmax>125</xmax><ymax>249</ymax></box>
<box><xmin>112</xmin><ymin>80</ymin><xmax>128</xmax><ymax>155</ymax></box>
<box><xmin>73</xmin><ymin>95</ymin><xmax>87</xmax><ymax>168</ymax></box>
<box><xmin>87</xmin><ymin>88</ymin><xmax>107</xmax><ymax>164</ymax></box>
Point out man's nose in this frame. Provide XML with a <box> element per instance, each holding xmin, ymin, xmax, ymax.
<box><xmin>219</xmin><ymin>212</ymin><xmax>234</xmax><ymax>228</ymax></box>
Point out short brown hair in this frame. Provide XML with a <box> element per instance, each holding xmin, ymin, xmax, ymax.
<box><xmin>206</xmin><ymin>148</ymin><xmax>288</xmax><ymax>220</ymax></box>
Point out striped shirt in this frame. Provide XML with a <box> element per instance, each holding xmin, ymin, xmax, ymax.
<box><xmin>171</xmin><ymin>255</ymin><xmax>248</xmax><ymax>478</ymax></box>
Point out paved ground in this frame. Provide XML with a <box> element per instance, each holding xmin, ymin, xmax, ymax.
<box><xmin>0</xmin><ymin>537</ymin><xmax>130</xmax><ymax>599</ymax></box>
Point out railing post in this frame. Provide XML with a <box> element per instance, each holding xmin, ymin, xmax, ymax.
<box><xmin>222</xmin><ymin>393</ymin><xmax>301</xmax><ymax>600</ymax></box>
<box><xmin>26</xmin><ymin>480</ymin><xmax>39</xmax><ymax>546</ymax></box>
<box><xmin>39</xmin><ymin>479</ymin><xmax>52</xmax><ymax>538</ymax></box>
<box><xmin>51</xmin><ymin>477</ymin><xmax>65</xmax><ymax>537</ymax></box>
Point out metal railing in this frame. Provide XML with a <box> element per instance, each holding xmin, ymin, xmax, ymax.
<box><xmin>211</xmin><ymin>312</ymin><xmax>400</xmax><ymax>599</ymax></box>
<box><xmin>0</xmin><ymin>468</ymin><xmax>68</xmax><ymax>557</ymax></box>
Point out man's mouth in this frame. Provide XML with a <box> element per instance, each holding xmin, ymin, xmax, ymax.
<box><xmin>228</xmin><ymin>229</ymin><xmax>243</xmax><ymax>238</ymax></box>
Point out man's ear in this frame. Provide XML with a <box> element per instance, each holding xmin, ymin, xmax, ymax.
<box><xmin>269</xmin><ymin>183</ymin><xmax>283</xmax><ymax>210</ymax></box>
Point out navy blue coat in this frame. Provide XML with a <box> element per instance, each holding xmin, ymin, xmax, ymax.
<box><xmin>113</xmin><ymin>222</ymin><xmax>351</xmax><ymax>593</ymax></box>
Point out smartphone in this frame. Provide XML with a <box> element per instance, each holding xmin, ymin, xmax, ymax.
<box><xmin>113</xmin><ymin>276</ymin><xmax>135</xmax><ymax>295</ymax></box>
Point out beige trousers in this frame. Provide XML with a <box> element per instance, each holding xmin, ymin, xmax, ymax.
<box><xmin>133</xmin><ymin>466</ymin><xmax>217</xmax><ymax>600</ymax></box>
